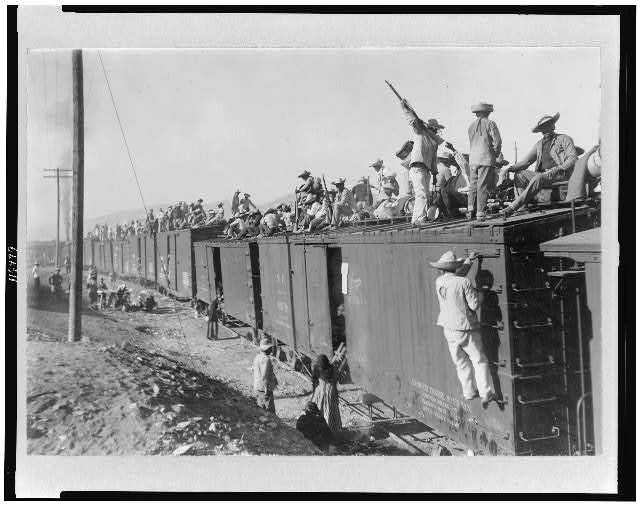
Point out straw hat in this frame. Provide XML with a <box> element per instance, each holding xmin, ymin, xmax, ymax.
<box><xmin>332</xmin><ymin>177</ymin><xmax>346</xmax><ymax>186</ymax></box>
<box><xmin>471</xmin><ymin>102</ymin><xmax>494</xmax><ymax>113</ymax></box>
<box><xmin>426</xmin><ymin>118</ymin><xmax>445</xmax><ymax>130</ymax></box>
<box><xmin>382</xmin><ymin>182</ymin><xmax>395</xmax><ymax>192</ymax></box>
<box><xmin>298</xmin><ymin>169</ymin><xmax>311</xmax><ymax>178</ymax></box>
<box><xmin>358</xmin><ymin>176</ymin><xmax>369</xmax><ymax>184</ymax></box>
<box><xmin>429</xmin><ymin>251</ymin><xmax>465</xmax><ymax>271</ymax></box>
<box><xmin>532</xmin><ymin>113</ymin><xmax>560</xmax><ymax>133</ymax></box>
<box><xmin>369</xmin><ymin>158</ymin><xmax>384</xmax><ymax>169</ymax></box>
<box><xmin>259</xmin><ymin>337</ymin><xmax>274</xmax><ymax>352</ymax></box>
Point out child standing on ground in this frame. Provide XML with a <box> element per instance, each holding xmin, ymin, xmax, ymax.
<box><xmin>253</xmin><ymin>338</ymin><xmax>278</xmax><ymax>413</ymax></box>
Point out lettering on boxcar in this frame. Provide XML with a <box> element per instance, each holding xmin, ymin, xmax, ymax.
<box><xmin>410</xmin><ymin>378</ymin><xmax>472</xmax><ymax>429</ymax></box>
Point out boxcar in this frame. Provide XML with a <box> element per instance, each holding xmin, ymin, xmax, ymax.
<box><xmin>193</xmin><ymin>241</ymin><xmax>213</xmax><ymax>303</ymax></box>
<box><xmin>540</xmin><ymin>227</ymin><xmax>601</xmax><ymax>455</ymax></box>
<box><xmin>156</xmin><ymin>226</ymin><xmax>226</xmax><ymax>299</ymax></box>
<box><xmin>296</xmin><ymin>206</ymin><xmax>598</xmax><ymax>456</ymax></box>
<box><xmin>83</xmin><ymin>238</ymin><xmax>95</xmax><ymax>268</ymax></box>
<box><xmin>258</xmin><ymin>235</ymin><xmax>337</xmax><ymax>359</ymax></box>
<box><xmin>113</xmin><ymin>240</ymin><xmax>122</xmax><ymax>275</ymax></box>
<box><xmin>203</xmin><ymin>239</ymin><xmax>262</xmax><ymax>339</ymax></box>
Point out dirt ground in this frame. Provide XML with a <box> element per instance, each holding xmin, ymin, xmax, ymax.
<box><xmin>26</xmin><ymin>267</ymin><xmax>459</xmax><ymax>456</ymax></box>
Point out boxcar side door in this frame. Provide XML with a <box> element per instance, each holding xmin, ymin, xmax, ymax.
<box><xmin>304</xmin><ymin>245</ymin><xmax>333</xmax><ymax>357</ymax></box>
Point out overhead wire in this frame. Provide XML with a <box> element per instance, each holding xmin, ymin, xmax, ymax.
<box><xmin>54</xmin><ymin>50</ymin><xmax>59</xmax><ymax>161</ymax></box>
<box><xmin>41</xmin><ymin>52</ymin><xmax>51</xmax><ymax>167</ymax></box>
<box><xmin>96</xmin><ymin>50</ymin><xmax>199</xmax><ymax>372</ymax></box>
<box><xmin>97</xmin><ymin>50</ymin><xmax>148</xmax><ymax>212</ymax></box>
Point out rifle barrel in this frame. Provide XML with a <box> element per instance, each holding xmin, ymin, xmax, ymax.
<box><xmin>385</xmin><ymin>80</ymin><xmax>403</xmax><ymax>101</ymax></box>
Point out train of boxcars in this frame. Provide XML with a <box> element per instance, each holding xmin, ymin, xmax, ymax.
<box><xmin>74</xmin><ymin>203</ymin><xmax>601</xmax><ymax>456</ymax></box>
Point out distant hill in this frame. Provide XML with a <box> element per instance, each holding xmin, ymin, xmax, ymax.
<box><xmin>256</xmin><ymin>192</ymin><xmax>297</xmax><ymax>211</ymax></box>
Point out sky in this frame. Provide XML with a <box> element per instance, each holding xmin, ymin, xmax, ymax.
<box><xmin>26</xmin><ymin>47</ymin><xmax>601</xmax><ymax>239</ymax></box>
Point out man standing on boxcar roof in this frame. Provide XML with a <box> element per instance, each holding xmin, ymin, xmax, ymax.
<box><xmin>430</xmin><ymin>251</ymin><xmax>496</xmax><ymax>409</ymax></box>
<box><xmin>467</xmin><ymin>102</ymin><xmax>503</xmax><ymax>221</ymax></box>
<box><xmin>500</xmin><ymin>113</ymin><xmax>578</xmax><ymax>217</ymax></box>
<box><xmin>399</xmin><ymin>99</ymin><xmax>446</xmax><ymax>225</ymax></box>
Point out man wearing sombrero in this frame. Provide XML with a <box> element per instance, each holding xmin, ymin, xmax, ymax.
<box><xmin>351</xmin><ymin>176</ymin><xmax>374</xmax><ymax>210</ymax></box>
<box><xmin>330</xmin><ymin>177</ymin><xmax>355</xmax><ymax>226</ymax></box>
<box><xmin>430</xmin><ymin>251</ymin><xmax>496</xmax><ymax>408</ymax></box>
<box><xmin>501</xmin><ymin>112</ymin><xmax>578</xmax><ymax>217</ymax></box>
<box><xmin>373</xmin><ymin>181</ymin><xmax>400</xmax><ymax>219</ymax></box>
<box><xmin>467</xmin><ymin>102</ymin><xmax>504</xmax><ymax>221</ymax></box>
<box><xmin>399</xmin><ymin>99</ymin><xmax>448</xmax><ymax>225</ymax></box>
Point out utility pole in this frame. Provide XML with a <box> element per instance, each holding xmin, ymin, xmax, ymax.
<box><xmin>68</xmin><ymin>49</ymin><xmax>84</xmax><ymax>343</ymax></box>
<box><xmin>43</xmin><ymin>167</ymin><xmax>72</xmax><ymax>267</ymax></box>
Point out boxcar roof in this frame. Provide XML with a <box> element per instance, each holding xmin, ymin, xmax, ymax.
<box><xmin>198</xmin><ymin>204</ymin><xmax>598</xmax><ymax>247</ymax></box>
<box><xmin>539</xmin><ymin>227</ymin><xmax>601</xmax><ymax>254</ymax></box>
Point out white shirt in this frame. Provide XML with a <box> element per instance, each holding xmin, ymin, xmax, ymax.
<box><xmin>435</xmin><ymin>271</ymin><xmax>480</xmax><ymax>331</ymax></box>
<box><xmin>32</xmin><ymin>266</ymin><xmax>40</xmax><ymax>279</ymax></box>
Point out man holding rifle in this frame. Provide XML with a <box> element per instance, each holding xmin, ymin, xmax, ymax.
<box><xmin>387</xmin><ymin>81</ymin><xmax>447</xmax><ymax>225</ymax></box>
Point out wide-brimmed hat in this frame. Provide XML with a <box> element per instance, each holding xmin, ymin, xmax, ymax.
<box><xmin>384</xmin><ymin>171</ymin><xmax>397</xmax><ymax>179</ymax></box>
<box><xmin>217</xmin><ymin>202</ymin><xmax>223</xmax><ymax>207</ymax></box>
<box><xmin>197</xmin><ymin>198</ymin><xmax>203</xmax><ymax>203</ymax></box>
<box><xmin>395</xmin><ymin>140</ymin><xmax>414</xmax><ymax>159</ymax></box>
<box><xmin>532</xmin><ymin>112</ymin><xmax>560</xmax><ymax>133</ymax></box>
<box><xmin>369</xmin><ymin>158</ymin><xmax>384</xmax><ymax>169</ymax></box>
<box><xmin>429</xmin><ymin>251</ymin><xmax>465</xmax><ymax>271</ymax></box>
<box><xmin>34</xmin><ymin>262</ymin><xmax>39</xmax><ymax>266</ymax></box>
<box><xmin>358</xmin><ymin>176</ymin><xmax>369</xmax><ymax>184</ymax></box>
<box><xmin>471</xmin><ymin>102</ymin><xmax>494</xmax><ymax>113</ymax></box>
<box><xmin>426</xmin><ymin>118</ymin><xmax>445</xmax><ymax>130</ymax></box>
<box><xmin>259</xmin><ymin>337</ymin><xmax>274</xmax><ymax>352</ymax></box>
<box><xmin>298</xmin><ymin>169</ymin><xmax>311</xmax><ymax>178</ymax></box>
<box><xmin>332</xmin><ymin>177</ymin><xmax>346</xmax><ymax>186</ymax></box>
<box><xmin>382</xmin><ymin>182</ymin><xmax>395</xmax><ymax>192</ymax></box>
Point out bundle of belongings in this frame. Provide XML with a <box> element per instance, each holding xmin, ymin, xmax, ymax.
<box><xmin>110</xmin><ymin>283</ymin><xmax>132</xmax><ymax>311</ymax></box>
<box><xmin>131</xmin><ymin>290</ymin><xmax>157</xmax><ymax>312</ymax></box>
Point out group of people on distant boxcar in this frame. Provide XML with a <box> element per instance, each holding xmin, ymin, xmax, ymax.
<box><xmin>85</xmin><ymin>198</ymin><xmax>228</xmax><ymax>241</ymax></box>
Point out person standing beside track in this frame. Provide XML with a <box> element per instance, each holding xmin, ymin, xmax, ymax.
<box><xmin>206</xmin><ymin>296</ymin><xmax>220</xmax><ymax>340</ymax></box>
<box><xmin>310</xmin><ymin>354</ymin><xmax>342</xmax><ymax>435</ymax></box>
<box><xmin>430</xmin><ymin>251</ymin><xmax>496</xmax><ymax>409</ymax></box>
<box><xmin>253</xmin><ymin>338</ymin><xmax>279</xmax><ymax>413</ymax></box>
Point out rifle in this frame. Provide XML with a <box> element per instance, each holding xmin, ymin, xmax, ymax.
<box><xmin>385</xmin><ymin>80</ymin><xmax>403</xmax><ymax>101</ymax></box>
<box><xmin>321</xmin><ymin>174</ymin><xmax>334</xmax><ymax>224</ymax></box>
<box><xmin>294</xmin><ymin>197</ymin><xmax>299</xmax><ymax>232</ymax></box>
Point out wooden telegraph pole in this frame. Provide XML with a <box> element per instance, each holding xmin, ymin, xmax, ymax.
<box><xmin>43</xmin><ymin>167</ymin><xmax>72</xmax><ymax>266</ymax></box>
<box><xmin>68</xmin><ymin>49</ymin><xmax>84</xmax><ymax>343</ymax></box>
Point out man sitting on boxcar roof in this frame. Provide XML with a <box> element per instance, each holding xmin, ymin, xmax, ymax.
<box><xmin>500</xmin><ymin>113</ymin><xmax>578</xmax><ymax>217</ymax></box>
<box><xmin>372</xmin><ymin>182</ymin><xmax>400</xmax><ymax>219</ymax></box>
<box><xmin>330</xmin><ymin>177</ymin><xmax>354</xmax><ymax>226</ymax></box>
